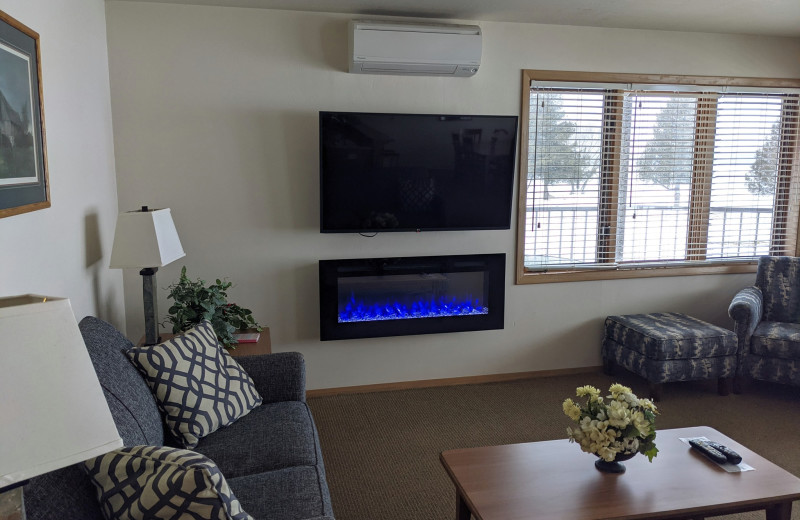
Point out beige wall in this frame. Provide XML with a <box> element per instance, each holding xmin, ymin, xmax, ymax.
<box><xmin>105</xmin><ymin>1</ymin><xmax>800</xmax><ymax>390</ymax></box>
<box><xmin>0</xmin><ymin>0</ymin><xmax>124</xmax><ymax>324</ymax></box>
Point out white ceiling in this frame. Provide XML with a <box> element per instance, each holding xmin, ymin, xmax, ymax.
<box><xmin>114</xmin><ymin>0</ymin><xmax>800</xmax><ymax>37</ymax></box>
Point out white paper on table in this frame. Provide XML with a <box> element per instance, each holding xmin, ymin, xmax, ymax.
<box><xmin>679</xmin><ymin>436</ymin><xmax>755</xmax><ymax>473</ymax></box>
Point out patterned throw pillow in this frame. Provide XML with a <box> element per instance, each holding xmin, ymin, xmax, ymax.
<box><xmin>84</xmin><ymin>445</ymin><xmax>252</xmax><ymax>520</ymax></box>
<box><xmin>126</xmin><ymin>320</ymin><xmax>262</xmax><ymax>448</ymax></box>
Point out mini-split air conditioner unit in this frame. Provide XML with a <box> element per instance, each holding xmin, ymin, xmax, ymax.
<box><xmin>349</xmin><ymin>20</ymin><xmax>482</xmax><ymax>77</ymax></box>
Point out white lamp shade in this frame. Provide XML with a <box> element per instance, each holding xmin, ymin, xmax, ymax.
<box><xmin>109</xmin><ymin>208</ymin><xmax>185</xmax><ymax>269</ymax></box>
<box><xmin>0</xmin><ymin>296</ymin><xmax>123</xmax><ymax>488</ymax></box>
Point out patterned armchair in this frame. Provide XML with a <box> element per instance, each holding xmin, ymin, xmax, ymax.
<box><xmin>728</xmin><ymin>256</ymin><xmax>800</xmax><ymax>389</ymax></box>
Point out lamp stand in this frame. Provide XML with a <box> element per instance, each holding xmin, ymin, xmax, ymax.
<box><xmin>140</xmin><ymin>267</ymin><xmax>160</xmax><ymax>346</ymax></box>
<box><xmin>0</xmin><ymin>484</ymin><xmax>25</xmax><ymax>520</ymax></box>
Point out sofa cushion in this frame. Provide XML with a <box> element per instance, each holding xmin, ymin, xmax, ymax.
<box><xmin>228</xmin><ymin>466</ymin><xmax>333</xmax><ymax>520</ymax></box>
<box><xmin>603</xmin><ymin>337</ymin><xmax>736</xmax><ymax>384</ymax></box>
<box><xmin>755</xmin><ymin>256</ymin><xmax>800</xmax><ymax>324</ymax></box>
<box><xmin>84</xmin><ymin>445</ymin><xmax>252</xmax><ymax>520</ymax></box>
<box><xmin>126</xmin><ymin>320</ymin><xmax>263</xmax><ymax>448</ymax></box>
<box><xmin>751</xmin><ymin>321</ymin><xmax>800</xmax><ymax>360</ymax></box>
<box><xmin>25</xmin><ymin>464</ymin><xmax>105</xmax><ymax>520</ymax></box>
<box><xmin>79</xmin><ymin>316</ymin><xmax>164</xmax><ymax>446</ymax></box>
<box><xmin>193</xmin><ymin>401</ymin><xmax>320</xmax><ymax>479</ymax></box>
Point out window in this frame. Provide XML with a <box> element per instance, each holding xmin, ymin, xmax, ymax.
<box><xmin>517</xmin><ymin>71</ymin><xmax>800</xmax><ymax>283</ymax></box>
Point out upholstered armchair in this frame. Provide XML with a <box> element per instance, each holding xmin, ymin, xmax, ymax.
<box><xmin>728</xmin><ymin>256</ymin><xmax>800</xmax><ymax>390</ymax></box>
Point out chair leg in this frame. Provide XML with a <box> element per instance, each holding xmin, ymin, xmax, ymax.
<box><xmin>718</xmin><ymin>377</ymin><xmax>732</xmax><ymax>396</ymax></box>
<box><xmin>648</xmin><ymin>382</ymin><xmax>663</xmax><ymax>402</ymax></box>
<box><xmin>733</xmin><ymin>376</ymin><xmax>745</xmax><ymax>394</ymax></box>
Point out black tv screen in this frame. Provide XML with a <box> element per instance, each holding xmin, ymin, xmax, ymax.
<box><xmin>320</xmin><ymin>112</ymin><xmax>518</xmax><ymax>233</ymax></box>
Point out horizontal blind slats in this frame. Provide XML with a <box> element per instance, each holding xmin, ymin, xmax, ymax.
<box><xmin>524</xmin><ymin>85</ymin><xmax>800</xmax><ymax>270</ymax></box>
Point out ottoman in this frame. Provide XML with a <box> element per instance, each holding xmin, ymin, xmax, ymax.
<box><xmin>602</xmin><ymin>312</ymin><xmax>738</xmax><ymax>401</ymax></box>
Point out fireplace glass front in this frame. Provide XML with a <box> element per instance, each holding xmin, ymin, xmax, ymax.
<box><xmin>319</xmin><ymin>253</ymin><xmax>505</xmax><ymax>341</ymax></box>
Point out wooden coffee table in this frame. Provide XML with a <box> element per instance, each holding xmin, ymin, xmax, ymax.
<box><xmin>440</xmin><ymin>426</ymin><xmax>800</xmax><ymax>520</ymax></box>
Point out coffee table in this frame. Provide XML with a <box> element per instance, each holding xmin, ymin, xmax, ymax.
<box><xmin>440</xmin><ymin>426</ymin><xmax>800</xmax><ymax>520</ymax></box>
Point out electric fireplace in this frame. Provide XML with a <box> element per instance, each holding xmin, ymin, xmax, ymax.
<box><xmin>319</xmin><ymin>253</ymin><xmax>505</xmax><ymax>341</ymax></box>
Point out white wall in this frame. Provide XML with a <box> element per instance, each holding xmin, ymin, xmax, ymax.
<box><xmin>105</xmin><ymin>2</ymin><xmax>800</xmax><ymax>390</ymax></box>
<box><xmin>0</xmin><ymin>0</ymin><xmax>124</xmax><ymax>324</ymax></box>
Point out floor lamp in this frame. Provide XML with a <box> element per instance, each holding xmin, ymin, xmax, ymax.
<box><xmin>110</xmin><ymin>206</ymin><xmax>185</xmax><ymax>345</ymax></box>
<box><xmin>0</xmin><ymin>295</ymin><xmax>123</xmax><ymax>520</ymax></box>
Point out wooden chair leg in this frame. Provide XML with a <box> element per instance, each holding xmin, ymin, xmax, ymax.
<box><xmin>718</xmin><ymin>377</ymin><xmax>732</xmax><ymax>396</ymax></box>
<box><xmin>733</xmin><ymin>376</ymin><xmax>746</xmax><ymax>394</ymax></box>
<box><xmin>648</xmin><ymin>382</ymin><xmax>662</xmax><ymax>402</ymax></box>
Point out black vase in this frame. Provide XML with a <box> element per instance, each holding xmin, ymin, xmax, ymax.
<box><xmin>594</xmin><ymin>451</ymin><xmax>637</xmax><ymax>474</ymax></box>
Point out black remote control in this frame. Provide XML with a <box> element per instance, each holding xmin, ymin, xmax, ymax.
<box><xmin>706</xmin><ymin>441</ymin><xmax>743</xmax><ymax>464</ymax></box>
<box><xmin>688</xmin><ymin>439</ymin><xmax>728</xmax><ymax>464</ymax></box>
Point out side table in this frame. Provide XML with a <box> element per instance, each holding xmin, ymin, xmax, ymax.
<box><xmin>138</xmin><ymin>327</ymin><xmax>271</xmax><ymax>357</ymax></box>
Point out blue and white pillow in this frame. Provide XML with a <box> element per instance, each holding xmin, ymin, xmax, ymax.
<box><xmin>126</xmin><ymin>320</ymin><xmax>262</xmax><ymax>448</ymax></box>
<box><xmin>84</xmin><ymin>445</ymin><xmax>252</xmax><ymax>520</ymax></box>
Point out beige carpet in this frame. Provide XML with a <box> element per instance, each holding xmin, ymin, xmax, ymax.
<box><xmin>308</xmin><ymin>370</ymin><xmax>800</xmax><ymax>520</ymax></box>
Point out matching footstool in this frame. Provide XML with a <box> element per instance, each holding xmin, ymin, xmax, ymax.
<box><xmin>602</xmin><ymin>312</ymin><xmax>738</xmax><ymax>401</ymax></box>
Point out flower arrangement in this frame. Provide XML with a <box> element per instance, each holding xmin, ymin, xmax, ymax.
<box><xmin>563</xmin><ymin>383</ymin><xmax>658</xmax><ymax>463</ymax></box>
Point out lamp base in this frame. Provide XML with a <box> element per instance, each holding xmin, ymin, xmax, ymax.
<box><xmin>140</xmin><ymin>267</ymin><xmax>161</xmax><ymax>346</ymax></box>
<box><xmin>0</xmin><ymin>486</ymin><xmax>25</xmax><ymax>520</ymax></box>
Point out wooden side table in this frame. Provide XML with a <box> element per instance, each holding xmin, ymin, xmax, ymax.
<box><xmin>138</xmin><ymin>327</ymin><xmax>271</xmax><ymax>357</ymax></box>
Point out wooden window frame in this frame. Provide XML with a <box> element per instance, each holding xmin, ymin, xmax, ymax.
<box><xmin>516</xmin><ymin>70</ymin><xmax>800</xmax><ymax>285</ymax></box>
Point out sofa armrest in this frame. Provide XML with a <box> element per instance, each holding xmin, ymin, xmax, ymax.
<box><xmin>728</xmin><ymin>285</ymin><xmax>763</xmax><ymax>377</ymax></box>
<box><xmin>234</xmin><ymin>351</ymin><xmax>306</xmax><ymax>403</ymax></box>
<box><xmin>728</xmin><ymin>286</ymin><xmax>763</xmax><ymax>337</ymax></box>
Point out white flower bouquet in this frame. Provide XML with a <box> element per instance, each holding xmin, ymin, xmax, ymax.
<box><xmin>563</xmin><ymin>383</ymin><xmax>658</xmax><ymax>463</ymax></box>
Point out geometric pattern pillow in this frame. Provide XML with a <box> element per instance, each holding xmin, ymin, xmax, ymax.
<box><xmin>83</xmin><ymin>445</ymin><xmax>253</xmax><ymax>520</ymax></box>
<box><xmin>126</xmin><ymin>321</ymin><xmax>262</xmax><ymax>448</ymax></box>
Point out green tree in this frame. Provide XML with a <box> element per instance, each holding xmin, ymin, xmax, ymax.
<box><xmin>746</xmin><ymin>122</ymin><xmax>781</xmax><ymax>196</ymax></box>
<box><xmin>636</xmin><ymin>100</ymin><xmax>696</xmax><ymax>203</ymax></box>
<box><xmin>531</xmin><ymin>94</ymin><xmax>598</xmax><ymax>199</ymax></box>
<box><xmin>571</xmin><ymin>143</ymin><xmax>599</xmax><ymax>193</ymax></box>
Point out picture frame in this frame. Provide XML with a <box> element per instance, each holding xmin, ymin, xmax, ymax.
<box><xmin>0</xmin><ymin>10</ymin><xmax>49</xmax><ymax>219</ymax></box>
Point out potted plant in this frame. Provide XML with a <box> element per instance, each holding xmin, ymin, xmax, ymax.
<box><xmin>163</xmin><ymin>266</ymin><xmax>261</xmax><ymax>348</ymax></box>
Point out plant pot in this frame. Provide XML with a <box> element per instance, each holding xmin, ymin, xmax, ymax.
<box><xmin>594</xmin><ymin>451</ymin><xmax>637</xmax><ymax>474</ymax></box>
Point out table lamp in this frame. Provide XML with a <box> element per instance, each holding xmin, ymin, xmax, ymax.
<box><xmin>0</xmin><ymin>295</ymin><xmax>123</xmax><ymax>520</ymax></box>
<box><xmin>110</xmin><ymin>206</ymin><xmax>185</xmax><ymax>345</ymax></box>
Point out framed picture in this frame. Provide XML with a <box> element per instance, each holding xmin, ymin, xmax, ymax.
<box><xmin>0</xmin><ymin>10</ymin><xmax>48</xmax><ymax>219</ymax></box>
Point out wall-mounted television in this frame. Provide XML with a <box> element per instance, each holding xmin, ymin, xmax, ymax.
<box><xmin>320</xmin><ymin>111</ymin><xmax>518</xmax><ymax>233</ymax></box>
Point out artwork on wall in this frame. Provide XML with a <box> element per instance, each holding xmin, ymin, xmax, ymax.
<box><xmin>0</xmin><ymin>10</ymin><xmax>48</xmax><ymax>219</ymax></box>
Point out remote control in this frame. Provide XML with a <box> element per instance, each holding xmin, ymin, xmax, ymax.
<box><xmin>688</xmin><ymin>439</ymin><xmax>728</xmax><ymax>464</ymax></box>
<box><xmin>706</xmin><ymin>441</ymin><xmax>743</xmax><ymax>464</ymax></box>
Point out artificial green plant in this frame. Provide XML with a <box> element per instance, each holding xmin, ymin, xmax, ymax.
<box><xmin>163</xmin><ymin>266</ymin><xmax>261</xmax><ymax>348</ymax></box>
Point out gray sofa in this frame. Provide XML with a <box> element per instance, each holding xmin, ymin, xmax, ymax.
<box><xmin>24</xmin><ymin>316</ymin><xmax>335</xmax><ymax>520</ymax></box>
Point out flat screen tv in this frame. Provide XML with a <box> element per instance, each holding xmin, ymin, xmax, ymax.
<box><xmin>320</xmin><ymin>111</ymin><xmax>518</xmax><ymax>233</ymax></box>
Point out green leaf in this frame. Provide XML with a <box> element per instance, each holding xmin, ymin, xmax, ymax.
<box><xmin>644</xmin><ymin>446</ymin><xmax>659</xmax><ymax>462</ymax></box>
<box><xmin>162</xmin><ymin>266</ymin><xmax>260</xmax><ymax>342</ymax></box>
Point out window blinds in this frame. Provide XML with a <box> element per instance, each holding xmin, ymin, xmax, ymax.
<box><xmin>526</xmin><ymin>90</ymin><xmax>605</xmax><ymax>268</ymax></box>
<box><xmin>524</xmin><ymin>82</ymin><xmax>800</xmax><ymax>272</ymax></box>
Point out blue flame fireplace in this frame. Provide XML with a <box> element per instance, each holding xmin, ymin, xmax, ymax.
<box><xmin>319</xmin><ymin>253</ymin><xmax>505</xmax><ymax>341</ymax></box>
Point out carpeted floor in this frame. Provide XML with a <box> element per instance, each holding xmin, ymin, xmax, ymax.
<box><xmin>308</xmin><ymin>370</ymin><xmax>800</xmax><ymax>520</ymax></box>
